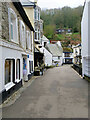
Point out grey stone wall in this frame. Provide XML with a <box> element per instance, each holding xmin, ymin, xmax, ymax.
<box><xmin>2</xmin><ymin>2</ymin><xmax>9</xmax><ymax>41</ymax></box>
<box><xmin>1</xmin><ymin>2</ymin><xmax>34</xmax><ymax>54</ymax></box>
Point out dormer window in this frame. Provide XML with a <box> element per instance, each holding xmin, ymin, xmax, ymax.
<box><xmin>8</xmin><ymin>8</ymin><xmax>18</xmax><ymax>43</ymax></box>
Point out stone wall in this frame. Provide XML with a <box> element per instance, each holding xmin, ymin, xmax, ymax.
<box><xmin>2</xmin><ymin>2</ymin><xmax>9</xmax><ymax>41</ymax></box>
<box><xmin>1</xmin><ymin>2</ymin><xmax>32</xmax><ymax>45</ymax></box>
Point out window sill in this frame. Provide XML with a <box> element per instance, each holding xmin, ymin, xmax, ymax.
<box><xmin>16</xmin><ymin>79</ymin><xmax>21</xmax><ymax>83</ymax></box>
<box><xmin>28</xmin><ymin>73</ymin><xmax>31</xmax><ymax>75</ymax></box>
<box><xmin>5</xmin><ymin>82</ymin><xmax>15</xmax><ymax>91</ymax></box>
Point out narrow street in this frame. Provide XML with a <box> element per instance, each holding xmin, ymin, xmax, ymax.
<box><xmin>2</xmin><ymin>65</ymin><xmax>88</xmax><ymax>118</ymax></box>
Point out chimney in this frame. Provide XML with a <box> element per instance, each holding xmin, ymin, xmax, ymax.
<box><xmin>34</xmin><ymin>0</ymin><xmax>38</xmax><ymax>5</ymax></box>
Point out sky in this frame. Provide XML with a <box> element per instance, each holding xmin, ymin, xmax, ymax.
<box><xmin>31</xmin><ymin>0</ymin><xmax>85</xmax><ymax>9</ymax></box>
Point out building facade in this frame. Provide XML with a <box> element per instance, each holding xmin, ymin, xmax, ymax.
<box><xmin>63</xmin><ymin>52</ymin><xmax>73</xmax><ymax>64</ymax></box>
<box><xmin>0</xmin><ymin>1</ymin><xmax>34</xmax><ymax>102</ymax></box>
<box><xmin>40</xmin><ymin>35</ymin><xmax>52</xmax><ymax>66</ymax></box>
<box><xmin>81</xmin><ymin>0</ymin><xmax>90</xmax><ymax>78</ymax></box>
<box><xmin>73</xmin><ymin>44</ymin><xmax>82</xmax><ymax>65</ymax></box>
<box><xmin>46</xmin><ymin>42</ymin><xmax>63</xmax><ymax>66</ymax></box>
<box><xmin>22</xmin><ymin>0</ymin><xmax>45</xmax><ymax>76</ymax></box>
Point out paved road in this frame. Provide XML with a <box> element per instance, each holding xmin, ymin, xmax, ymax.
<box><xmin>2</xmin><ymin>65</ymin><xmax>88</xmax><ymax>118</ymax></box>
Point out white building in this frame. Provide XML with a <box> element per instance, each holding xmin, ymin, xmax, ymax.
<box><xmin>81</xmin><ymin>0</ymin><xmax>90</xmax><ymax>78</ymax></box>
<box><xmin>63</xmin><ymin>52</ymin><xmax>73</xmax><ymax>64</ymax></box>
<box><xmin>22</xmin><ymin>0</ymin><xmax>45</xmax><ymax>74</ymax></box>
<box><xmin>73</xmin><ymin>44</ymin><xmax>82</xmax><ymax>65</ymax></box>
<box><xmin>40</xmin><ymin>35</ymin><xmax>52</xmax><ymax>66</ymax></box>
<box><xmin>46</xmin><ymin>42</ymin><xmax>63</xmax><ymax>66</ymax></box>
<box><xmin>0</xmin><ymin>2</ymin><xmax>34</xmax><ymax>102</ymax></box>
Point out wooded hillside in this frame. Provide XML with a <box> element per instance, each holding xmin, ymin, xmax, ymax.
<box><xmin>41</xmin><ymin>6</ymin><xmax>83</xmax><ymax>45</ymax></box>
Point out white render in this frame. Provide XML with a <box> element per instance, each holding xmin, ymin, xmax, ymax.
<box><xmin>46</xmin><ymin>42</ymin><xmax>63</xmax><ymax>66</ymax></box>
<box><xmin>0</xmin><ymin>38</ymin><xmax>34</xmax><ymax>93</ymax></box>
<box><xmin>73</xmin><ymin>44</ymin><xmax>82</xmax><ymax>64</ymax></box>
<box><xmin>0</xmin><ymin>5</ymin><xmax>34</xmax><ymax>95</ymax></box>
<box><xmin>41</xmin><ymin>35</ymin><xmax>50</xmax><ymax>47</ymax></box>
<box><xmin>81</xmin><ymin>0</ymin><xmax>90</xmax><ymax>77</ymax></box>
<box><xmin>52</xmin><ymin>56</ymin><xmax>63</xmax><ymax>66</ymax></box>
<box><xmin>40</xmin><ymin>35</ymin><xmax>52</xmax><ymax>66</ymax></box>
<box><xmin>63</xmin><ymin>52</ymin><xmax>73</xmax><ymax>64</ymax></box>
<box><xmin>40</xmin><ymin>47</ymin><xmax>52</xmax><ymax>66</ymax></box>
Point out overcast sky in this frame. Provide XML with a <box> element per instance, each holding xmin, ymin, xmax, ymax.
<box><xmin>31</xmin><ymin>0</ymin><xmax>85</xmax><ymax>9</ymax></box>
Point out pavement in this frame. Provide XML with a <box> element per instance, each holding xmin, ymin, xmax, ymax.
<box><xmin>2</xmin><ymin>65</ymin><xmax>88</xmax><ymax>118</ymax></box>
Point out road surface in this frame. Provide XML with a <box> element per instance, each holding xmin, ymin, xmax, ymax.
<box><xmin>2</xmin><ymin>65</ymin><xmax>88</xmax><ymax>118</ymax></box>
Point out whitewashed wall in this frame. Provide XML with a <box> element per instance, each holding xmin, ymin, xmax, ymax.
<box><xmin>81</xmin><ymin>2</ymin><xmax>88</xmax><ymax>57</ymax></box>
<box><xmin>1</xmin><ymin>42</ymin><xmax>34</xmax><ymax>92</ymax></box>
<box><xmin>53</xmin><ymin>56</ymin><xmax>63</xmax><ymax>66</ymax></box>
<box><xmin>81</xmin><ymin>0</ymin><xmax>90</xmax><ymax>77</ymax></box>
<box><xmin>40</xmin><ymin>47</ymin><xmax>52</xmax><ymax>66</ymax></box>
<box><xmin>2</xmin><ymin>45</ymin><xmax>22</xmax><ymax>92</ymax></box>
<box><xmin>88</xmin><ymin>2</ymin><xmax>90</xmax><ymax>56</ymax></box>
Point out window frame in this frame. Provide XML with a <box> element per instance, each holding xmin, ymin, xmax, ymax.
<box><xmin>16</xmin><ymin>59</ymin><xmax>20</xmax><ymax>81</ymax></box>
<box><xmin>20</xmin><ymin>20</ymin><xmax>26</xmax><ymax>49</ymax></box>
<box><xmin>8</xmin><ymin>8</ymin><xmax>18</xmax><ymax>44</ymax></box>
<box><xmin>5</xmin><ymin>59</ymin><xmax>15</xmax><ymax>90</ymax></box>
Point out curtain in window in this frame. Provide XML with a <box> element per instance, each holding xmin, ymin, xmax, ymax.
<box><xmin>5</xmin><ymin>60</ymin><xmax>11</xmax><ymax>85</ymax></box>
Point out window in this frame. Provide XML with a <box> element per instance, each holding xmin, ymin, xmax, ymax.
<box><xmin>31</xmin><ymin>61</ymin><xmax>33</xmax><ymax>72</ymax></box>
<box><xmin>65</xmin><ymin>53</ymin><xmax>70</xmax><ymax>57</ymax></box>
<box><xmin>35</xmin><ymin>32</ymin><xmax>37</xmax><ymax>39</ymax></box>
<box><xmin>58</xmin><ymin>56</ymin><xmax>60</xmax><ymax>60</ymax></box>
<box><xmin>38</xmin><ymin>12</ymin><xmax>40</xmax><ymax>20</ymax></box>
<box><xmin>29</xmin><ymin>61</ymin><xmax>33</xmax><ymax>73</ymax></box>
<box><xmin>38</xmin><ymin>30</ymin><xmax>40</xmax><ymax>40</ymax></box>
<box><xmin>8</xmin><ymin>8</ymin><xmax>18</xmax><ymax>43</ymax></box>
<box><xmin>31</xmin><ymin>31</ymin><xmax>33</xmax><ymax>51</ymax></box>
<box><xmin>5</xmin><ymin>60</ymin><xmax>13</xmax><ymax>85</ymax></box>
<box><xmin>80</xmin><ymin>49</ymin><xmax>81</xmax><ymax>55</ymax></box>
<box><xmin>38</xmin><ymin>9</ymin><xmax>40</xmax><ymax>21</ymax></box>
<box><xmin>16</xmin><ymin>59</ymin><xmax>20</xmax><ymax>80</ymax></box>
<box><xmin>44</xmin><ymin>42</ymin><xmax>47</xmax><ymax>47</ymax></box>
<box><xmin>29</xmin><ymin>61</ymin><xmax>31</xmax><ymax>73</ymax></box>
<box><xmin>38</xmin><ymin>33</ymin><xmax>40</xmax><ymax>40</ymax></box>
<box><xmin>20</xmin><ymin>20</ymin><xmax>26</xmax><ymax>49</ymax></box>
<box><xmin>34</xmin><ymin>8</ymin><xmax>37</xmax><ymax>20</ymax></box>
<box><xmin>27</xmin><ymin>31</ymin><xmax>31</xmax><ymax>50</ymax></box>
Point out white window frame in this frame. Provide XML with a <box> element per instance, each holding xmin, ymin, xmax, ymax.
<box><xmin>20</xmin><ymin>20</ymin><xmax>26</xmax><ymax>49</ymax></box>
<box><xmin>16</xmin><ymin>59</ymin><xmax>20</xmax><ymax>82</ymax></box>
<box><xmin>35</xmin><ymin>28</ymin><xmax>38</xmax><ymax>40</ymax></box>
<box><xmin>38</xmin><ymin>9</ymin><xmax>40</xmax><ymax>21</ymax></box>
<box><xmin>8</xmin><ymin>8</ymin><xmax>18</xmax><ymax>44</ymax></box>
<box><xmin>5</xmin><ymin>59</ymin><xmax>15</xmax><ymax>91</ymax></box>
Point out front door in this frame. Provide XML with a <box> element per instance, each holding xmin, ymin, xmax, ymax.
<box><xmin>23</xmin><ymin>58</ymin><xmax>27</xmax><ymax>81</ymax></box>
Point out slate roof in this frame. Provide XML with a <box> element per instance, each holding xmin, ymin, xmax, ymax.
<box><xmin>42</xmin><ymin>35</ymin><xmax>49</xmax><ymax>42</ymax></box>
<box><xmin>21</xmin><ymin>0</ymin><xmax>36</xmax><ymax>7</ymax></box>
<box><xmin>46</xmin><ymin>44</ymin><xmax>63</xmax><ymax>57</ymax></box>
